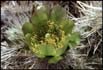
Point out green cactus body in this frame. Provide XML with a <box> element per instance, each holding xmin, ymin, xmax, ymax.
<box><xmin>22</xmin><ymin>5</ymin><xmax>80</xmax><ymax>63</ymax></box>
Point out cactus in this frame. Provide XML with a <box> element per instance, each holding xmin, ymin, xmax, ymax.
<box><xmin>22</xmin><ymin>5</ymin><xmax>80</xmax><ymax>63</ymax></box>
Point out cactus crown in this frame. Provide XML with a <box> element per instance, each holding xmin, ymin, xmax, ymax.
<box><xmin>22</xmin><ymin>5</ymin><xmax>80</xmax><ymax>63</ymax></box>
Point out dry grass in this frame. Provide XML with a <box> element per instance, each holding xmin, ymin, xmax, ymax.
<box><xmin>1</xmin><ymin>1</ymin><xmax>102</xmax><ymax>69</ymax></box>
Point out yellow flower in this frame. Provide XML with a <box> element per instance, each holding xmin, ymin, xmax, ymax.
<box><xmin>58</xmin><ymin>43</ymin><xmax>63</xmax><ymax>48</ymax></box>
<box><xmin>49</xmin><ymin>39</ymin><xmax>55</xmax><ymax>44</ymax></box>
<box><xmin>30</xmin><ymin>46</ymin><xmax>37</xmax><ymax>53</ymax></box>
<box><xmin>45</xmin><ymin>38</ymin><xmax>56</xmax><ymax>46</ymax></box>
<box><xmin>35</xmin><ymin>44</ymin><xmax>39</xmax><ymax>48</ymax></box>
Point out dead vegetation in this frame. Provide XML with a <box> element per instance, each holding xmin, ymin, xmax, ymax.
<box><xmin>1</xmin><ymin>1</ymin><xmax>102</xmax><ymax>69</ymax></box>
